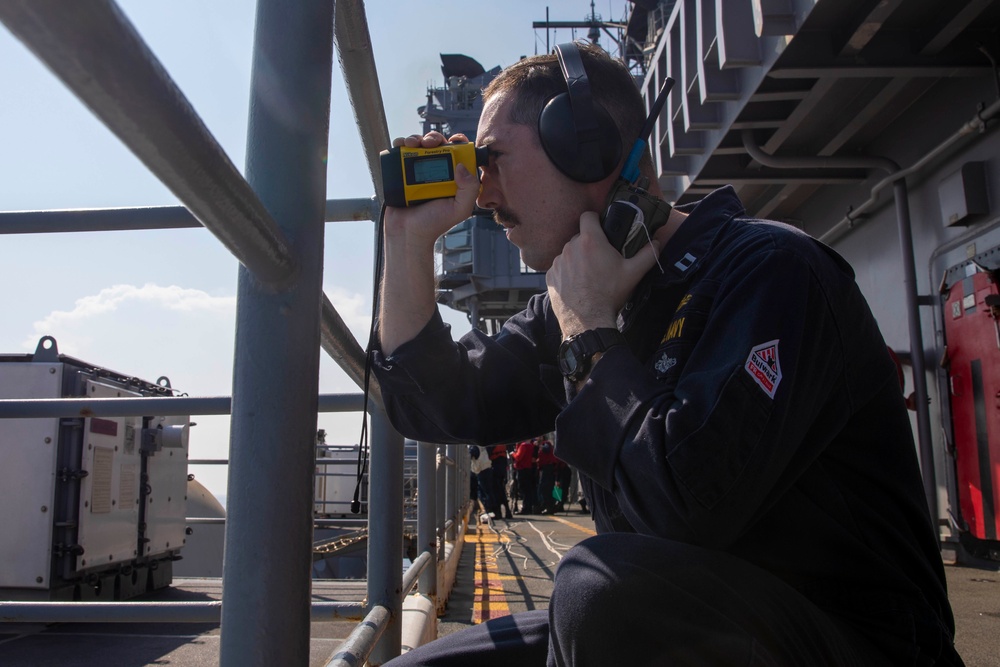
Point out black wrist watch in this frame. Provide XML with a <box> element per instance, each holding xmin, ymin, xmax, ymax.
<box><xmin>557</xmin><ymin>328</ymin><xmax>627</xmax><ymax>383</ymax></box>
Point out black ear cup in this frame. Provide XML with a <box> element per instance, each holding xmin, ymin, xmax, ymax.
<box><xmin>539</xmin><ymin>92</ymin><xmax>622</xmax><ymax>182</ymax></box>
<box><xmin>537</xmin><ymin>42</ymin><xmax>622</xmax><ymax>183</ymax></box>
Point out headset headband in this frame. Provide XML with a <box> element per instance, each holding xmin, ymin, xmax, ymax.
<box><xmin>554</xmin><ymin>42</ymin><xmax>602</xmax><ymax>164</ymax></box>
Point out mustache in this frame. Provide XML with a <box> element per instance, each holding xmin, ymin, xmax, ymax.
<box><xmin>493</xmin><ymin>207</ymin><xmax>520</xmax><ymax>227</ymax></box>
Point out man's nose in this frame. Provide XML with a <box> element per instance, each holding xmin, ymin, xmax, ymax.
<box><xmin>476</xmin><ymin>168</ymin><xmax>500</xmax><ymax>211</ymax></box>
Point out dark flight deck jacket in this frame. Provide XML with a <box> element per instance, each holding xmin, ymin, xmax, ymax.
<box><xmin>372</xmin><ymin>186</ymin><xmax>959</xmax><ymax>663</ymax></box>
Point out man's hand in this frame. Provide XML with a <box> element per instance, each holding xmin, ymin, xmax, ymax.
<box><xmin>383</xmin><ymin>131</ymin><xmax>480</xmax><ymax>246</ymax></box>
<box><xmin>546</xmin><ymin>212</ymin><xmax>662</xmax><ymax>339</ymax></box>
<box><xmin>378</xmin><ymin>132</ymin><xmax>481</xmax><ymax>356</ymax></box>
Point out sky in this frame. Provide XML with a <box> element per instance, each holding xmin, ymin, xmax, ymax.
<box><xmin>0</xmin><ymin>0</ymin><xmax>633</xmax><ymax>501</ymax></box>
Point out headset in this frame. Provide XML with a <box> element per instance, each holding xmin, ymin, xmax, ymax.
<box><xmin>539</xmin><ymin>42</ymin><xmax>623</xmax><ymax>183</ymax></box>
<box><xmin>541</xmin><ymin>41</ymin><xmax>675</xmax><ymax>258</ymax></box>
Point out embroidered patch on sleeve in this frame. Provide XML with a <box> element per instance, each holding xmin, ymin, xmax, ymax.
<box><xmin>654</xmin><ymin>352</ymin><xmax>677</xmax><ymax>376</ymax></box>
<box><xmin>745</xmin><ymin>339</ymin><xmax>782</xmax><ymax>399</ymax></box>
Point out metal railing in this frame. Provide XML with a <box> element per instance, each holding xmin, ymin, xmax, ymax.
<box><xmin>0</xmin><ymin>0</ymin><xmax>470</xmax><ymax>664</ymax></box>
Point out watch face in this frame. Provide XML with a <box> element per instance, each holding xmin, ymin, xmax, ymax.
<box><xmin>558</xmin><ymin>328</ymin><xmax>624</xmax><ymax>381</ymax></box>
<box><xmin>557</xmin><ymin>341</ymin><xmax>579</xmax><ymax>377</ymax></box>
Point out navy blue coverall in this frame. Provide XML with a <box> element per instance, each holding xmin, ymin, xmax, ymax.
<box><xmin>373</xmin><ymin>187</ymin><xmax>962</xmax><ymax>666</ymax></box>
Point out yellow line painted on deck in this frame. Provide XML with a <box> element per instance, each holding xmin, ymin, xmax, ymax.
<box><xmin>470</xmin><ymin>524</ymin><xmax>511</xmax><ymax>624</ymax></box>
<box><xmin>546</xmin><ymin>514</ymin><xmax>597</xmax><ymax>536</ymax></box>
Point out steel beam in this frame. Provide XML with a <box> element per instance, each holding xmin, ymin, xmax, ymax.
<box><xmin>321</xmin><ymin>294</ymin><xmax>381</xmax><ymax>404</ymax></box>
<box><xmin>333</xmin><ymin>0</ymin><xmax>390</xmax><ymax>200</ymax></box>
<box><xmin>839</xmin><ymin>0</ymin><xmax>905</xmax><ymax>56</ymax></box>
<box><xmin>920</xmin><ymin>0</ymin><xmax>994</xmax><ymax>56</ymax></box>
<box><xmin>768</xmin><ymin>66</ymin><xmax>990</xmax><ymax>79</ymax></box>
<box><xmin>715</xmin><ymin>0</ymin><xmax>760</xmax><ymax>68</ymax></box>
<box><xmin>220</xmin><ymin>0</ymin><xmax>334</xmax><ymax>664</ymax></box>
<box><xmin>0</xmin><ymin>0</ymin><xmax>296</xmax><ymax>288</ymax></box>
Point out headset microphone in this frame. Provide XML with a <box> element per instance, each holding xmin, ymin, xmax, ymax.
<box><xmin>621</xmin><ymin>76</ymin><xmax>674</xmax><ymax>185</ymax></box>
<box><xmin>601</xmin><ymin>75</ymin><xmax>675</xmax><ymax>258</ymax></box>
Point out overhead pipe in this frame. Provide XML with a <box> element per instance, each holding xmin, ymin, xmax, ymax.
<box><xmin>820</xmin><ymin>98</ymin><xmax>1000</xmax><ymax>246</ymax></box>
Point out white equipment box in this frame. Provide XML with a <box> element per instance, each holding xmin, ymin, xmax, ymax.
<box><xmin>0</xmin><ymin>336</ymin><xmax>189</xmax><ymax>600</ymax></box>
<box><xmin>314</xmin><ymin>443</ymin><xmax>366</xmax><ymax>517</ymax></box>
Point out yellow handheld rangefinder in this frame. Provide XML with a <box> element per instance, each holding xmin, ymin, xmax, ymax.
<box><xmin>380</xmin><ymin>142</ymin><xmax>489</xmax><ymax>207</ymax></box>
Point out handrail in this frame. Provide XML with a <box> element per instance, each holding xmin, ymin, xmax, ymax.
<box><xmin>402</xmin><ymin>550</ymin><xmax>434</xmax><ymax>597</ymax></box>
<box><xmin>324</xmin><ymin>605</ymin><xmax>391</xmax><ymax>667</ymax></box>
<box><xmin>0</xmin><ymin>197</ymin><xmax>379</xmax><ymax>235</ymax></box>
<box><xmin>323</xmin><ymin>549</ymin><xmax>434</xmax><ymax>666</ymax></box>
<box><xmin>0</xmin><ymin>600</ymin><xmax>365</xmax><ymax>623</ymax></box>
<box><xmin>0</xmin><ymin>393</ymin><xmax>364</xmax><ymax>418</ymax></box>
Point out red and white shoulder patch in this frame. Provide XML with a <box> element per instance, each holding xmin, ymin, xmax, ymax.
<box><xmin>745</xmin><ymin>339</ymin><xmax>782</xmax><ymax>399</ymax></box>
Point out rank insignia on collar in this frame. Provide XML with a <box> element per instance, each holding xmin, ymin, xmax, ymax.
<box><xmin>674</xmin><ymin>252</ymin><xmax>697</xmax><ymax>272</ymax></box>
<box><xmin>745</xmin><ymin>340</ymin><xmax>782</xmax><ymax>398</ymax></box>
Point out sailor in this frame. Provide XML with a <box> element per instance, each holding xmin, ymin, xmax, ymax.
<box><xmin>373</xmin><ymin>41</ymin><xmax>962</xmax><ymax>666</ymax></box>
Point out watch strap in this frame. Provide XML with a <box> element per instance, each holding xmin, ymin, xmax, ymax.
<box><xmin>560</xmin><ymin>327</ymin><xmax>626</xmax><ymax>381</ymax></box>
<box><xmin>584</xmin><ymin>327</ymin><xmax>627</xmax><ymax>353</ymax></box>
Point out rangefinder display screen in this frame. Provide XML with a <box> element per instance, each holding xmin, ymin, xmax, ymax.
<box><xmin>408</xmin><ymin>155</ymin><xmax>453</xmax><ymax>184</ymax></box>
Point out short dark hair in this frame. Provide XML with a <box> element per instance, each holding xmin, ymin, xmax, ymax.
<box><xmin>483</xmin><ymin>41</ymin><xmax>649</xmax><ymax>174</ymax></box>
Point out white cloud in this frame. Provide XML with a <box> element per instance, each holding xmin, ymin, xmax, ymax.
<box><xmin>25</xmin><ymin>283</ymin><xmax>236</xmax><ymax>353</ymax></box>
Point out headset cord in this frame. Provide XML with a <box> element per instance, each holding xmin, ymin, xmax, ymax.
<box><xmin>351</xmin><ymin>201</ymin><xmax>388</xmax><ymax>514</ymax></box>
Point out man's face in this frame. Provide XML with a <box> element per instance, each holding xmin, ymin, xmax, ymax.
<box><xmin>475</xmin><ymin>92</ymin><xmax>592</xmax><ymax>271</ymax></box>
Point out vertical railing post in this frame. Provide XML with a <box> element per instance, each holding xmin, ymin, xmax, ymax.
<box><xmin>219</xmin><ymin>0</ymin><xmax>334</xmax><ymax>664</ymax></box>
<box><xmin>458</xmin><ymin>445</ymin><xmax>469</xmax><ymax>508</ymax></box>
<box><xmin>417</xmin><ymin>441</ymin><xmax>437</xmax><ymax>598</ymax></box>
<box><xmin>368</xmin><ymin>406</ymin><xmax>404</xmax><ymax>665</ymax></box>
<box><xmin>436</xmin><ymin>445</ymin><xmax>447</xmax><ymax>561</ymax></box>
<box><xmin>445</xmin><ymin>445</ymin><xmax>457</xmax><ymax>542</ymax></box>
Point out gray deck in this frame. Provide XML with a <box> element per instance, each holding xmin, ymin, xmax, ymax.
<box><xmin>942</xmin><ymin>558</ymin><xmax>1000</xmax><ymax>667</ymax></box>
<box><xmin>0</xmin><ymin>579</ymin><xmax>365</xmax><ymax>667</ymax></box>
<box><xmin>1</xmin><ymin>514</ymin><xmax>998</xmax><ymax>666</ymax></box>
